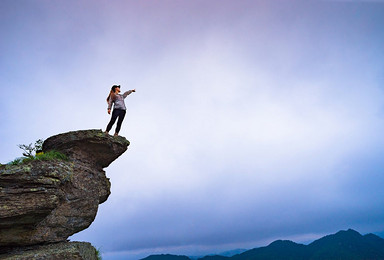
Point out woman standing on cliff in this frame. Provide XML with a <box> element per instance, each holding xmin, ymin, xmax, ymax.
<box><xmin>105</xmin><ymin>85</ymin><xmax>136</xmax><ymax>136</ymax></box>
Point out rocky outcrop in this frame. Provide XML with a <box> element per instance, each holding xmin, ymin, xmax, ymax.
<box><xmin>42</xmin><ymin>129</ymin><xmax>129</xmax><ymax>169</ymax></box>
<box><xmin>0</xmin><ymin>129</ymin><xmax>129</xmax><ymax>258</ymax></box>
<box><xmin>0</xmin><ymin>242</ymin><xmax>99</xmax><ymax>260</ymax></box>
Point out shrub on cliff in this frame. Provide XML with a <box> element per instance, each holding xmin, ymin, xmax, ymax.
<box><xmin>6</xmin><ymin>139</ymin><xmax>68</xmax><ymax>165</ymax></box>
<box><xmin>18</xmin><ymin>139</ymin><xmax>44</xmax><ymax>158</ymax></box>
<box><xmin>9</xmin><ymin>150</ymin><xmax>68</xmax><ymax>165</ymax></box>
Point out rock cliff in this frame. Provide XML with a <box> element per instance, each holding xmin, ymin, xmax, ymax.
<box><xmin>0</xmin><ymin>129</ymin><xmax>129</xmax><ymax>259</ymax></box>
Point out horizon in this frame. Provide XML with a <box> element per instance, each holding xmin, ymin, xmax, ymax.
<box><xmin>2</xmin><ymin>0</ymin><xmax>384</xmax><ymax>259</ymax></box>
<box><xmin>128</xmin><ymin>229</ymin><xmax>384</xmax><ymax>259</ymax></box>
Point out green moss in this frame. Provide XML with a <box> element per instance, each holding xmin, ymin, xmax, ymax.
<box><xmin>3</xmin><ymin>164</ymin><xmax>32</xmax><ymax>174</ymax></box>
<box><xmin>96</xmin><ymin>132</ymin><xmax>105</xmax><ymax>137</ymax></box>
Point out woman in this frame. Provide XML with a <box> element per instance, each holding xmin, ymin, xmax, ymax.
<box><xmin>105</xmin><ymin>85</ymin><xmax>136</xmax><ymax>136</ymax></box>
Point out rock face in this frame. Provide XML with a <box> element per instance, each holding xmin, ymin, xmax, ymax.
<box><xmin>0</xmin><ymin>242</ymin><xmax>99</xmax><ymax>260</ymax></box>
<box><xmin>0</xmin><ymin>129</ymin><xmax>129</xmax><ymax>255</ymax></box>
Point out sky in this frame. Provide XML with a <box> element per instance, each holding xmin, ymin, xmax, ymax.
<box><xmin>1</xmin><ymin>0</ymin><xmax>384</xmax><ymax>259</ymax></box>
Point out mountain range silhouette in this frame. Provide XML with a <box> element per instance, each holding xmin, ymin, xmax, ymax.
<box><xmin>142</xmin><ymin>229</ymin><xmax>384</xmax><ymax>260</ymax></box>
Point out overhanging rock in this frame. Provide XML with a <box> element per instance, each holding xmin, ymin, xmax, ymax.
<box><xmin>0</xmin><ymin>129</ymin><xmax>129</xmax><ymax>248</ymax></box>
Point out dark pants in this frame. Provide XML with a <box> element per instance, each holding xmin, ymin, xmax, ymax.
<box><xmin>106</xmin><ymin>109</ymin><xmax>126</xmax><ymax>134</ymax></box>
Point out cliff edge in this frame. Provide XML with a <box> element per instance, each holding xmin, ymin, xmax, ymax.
<box><xmin>0</xmin><ymin>129</ymin><xmax>129</xmax><ymax>258</ymax></box>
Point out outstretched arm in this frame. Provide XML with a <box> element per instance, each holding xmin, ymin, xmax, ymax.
<box><xmin>123</xmin><ymin>89</ymin><xmax>136</xmax><ymax>98</ymax></box>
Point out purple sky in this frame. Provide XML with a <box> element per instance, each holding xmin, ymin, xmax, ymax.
<box><xmin>2</xmin><ymin>0</ymin><xmax>384</xmax><ymax>259</ymax></box>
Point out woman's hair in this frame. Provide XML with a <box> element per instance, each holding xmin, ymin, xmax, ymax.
<box><xmin>106</xmin><ymin>85</ymin><xmax>120</xmax><ymax>103</ymax></box>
